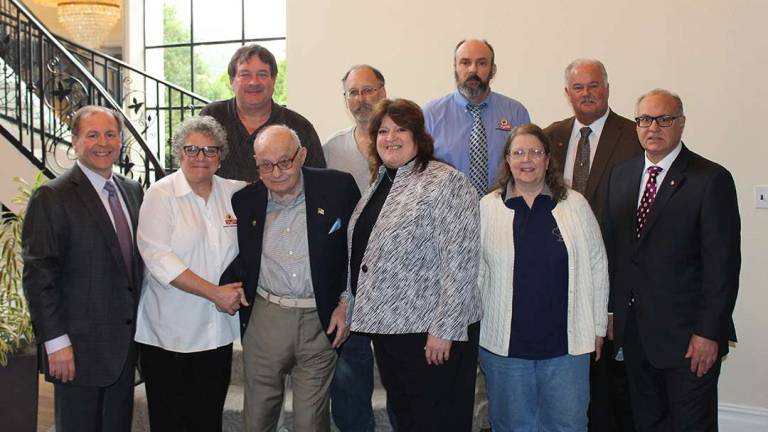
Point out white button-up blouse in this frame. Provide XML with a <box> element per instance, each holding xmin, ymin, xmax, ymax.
<box><xmin>135</xmin><ymin>170</ymin><xmax>246</xmax><ymax>352</ymax></box>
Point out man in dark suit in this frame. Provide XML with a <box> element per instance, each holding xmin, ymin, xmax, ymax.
<box><xmin>230</xmin><ymin>124</ymin><xmax>360</xmax><ymax>431</ymax></box>
<box><xmin>544</xmin><ymin>59</ymin><xmax>642</xmax><ymax>431</ymax></box>
<box><xmin>604</xmin><ymin>89</ymin><xmax>740</xmax><ymax>431</ymax></box>
<box><xmin>22</xmin><ymin>106</ymin><xmax>144</xmax><ymax>432</ymax></box>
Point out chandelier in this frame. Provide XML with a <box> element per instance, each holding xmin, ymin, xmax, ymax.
<box><xmin>56</xmin><ymin>0</ymin><xmax>122</xmax><ymax>49</ymax></box>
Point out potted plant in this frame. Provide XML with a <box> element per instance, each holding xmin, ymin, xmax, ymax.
<box><xmin>0</xmin><ymin>173</ymin><xmax>47</xmax><ymax>432</ymax></box>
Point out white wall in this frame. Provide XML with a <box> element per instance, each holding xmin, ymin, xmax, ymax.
<box><xmin>287</xmin><ymin>0</ymin><xmax>768</xmax><ymax>410</ymax></box>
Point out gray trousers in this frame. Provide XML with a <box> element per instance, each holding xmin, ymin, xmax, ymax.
<box><xmin>242</xmin><ymin>295</ymin><xmax>336</xmax><ymax>432</ymax></box>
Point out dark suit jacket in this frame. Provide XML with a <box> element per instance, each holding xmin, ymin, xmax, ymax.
<box><xmin>21</xmin><ymin>164</ymin><xmax>144</xmax><ymax>386</ymax></box>
<box><xmin>603</xmin><ymin>145</ymin><xmax>740</xmax><ymax>368</ymax></box>
<box><xmin>227</xmin><ymin>167</ymin><xmax>360</xmax><ymax>341</ymax></box>
<box><xmin>545</xmin><ymin>110</ymin><xmax>643</xmax><ymax>225</ymax></box>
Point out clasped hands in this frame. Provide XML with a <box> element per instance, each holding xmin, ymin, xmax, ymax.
<box><xmin>213</xmin><ymin>282</ymin><xmax>248</xmax><ymax>315</ymax></box>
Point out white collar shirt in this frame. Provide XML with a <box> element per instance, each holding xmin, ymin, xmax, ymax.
<box><xmin>637</xmin><ymin>142</ymin><xmax>683</xmax><ymax>207</ymax></box>
<box><xmin>563</xmin><ymin>109</ymin><xmax>610</xmax><ymax>186</ymax></box>
<box><xmin>135</xmin><ymin>170</ymin><xmax>246</xmax><ymax>352</ymax></box>
<box><xmin>77</xmin><ymin>160</ymin><xmax>134</xmax><ymax>237</ymax></box>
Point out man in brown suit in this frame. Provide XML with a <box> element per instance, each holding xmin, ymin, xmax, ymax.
<box><xmin>543</xmin><ymin>59</ymin><xmax>642</xmax><ymax>431</ymax></box>
<box><xmin>545</xmin><ymin>59</ymin><xmax>642</xmax><ymax>225</ymax></box>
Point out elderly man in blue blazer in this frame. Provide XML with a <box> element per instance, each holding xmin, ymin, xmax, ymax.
<box><xmin>227</xmin><ymin>124</ymin><xmax>360</xmax><ymax>431</ymax></box>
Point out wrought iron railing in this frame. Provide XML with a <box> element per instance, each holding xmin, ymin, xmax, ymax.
<box><xmin>0</xmin><ymin>0</ymin><xmax>209</xmax><ymax>185</ymax></box>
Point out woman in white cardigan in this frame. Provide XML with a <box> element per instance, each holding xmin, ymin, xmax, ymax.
<box><xmin>478</xmin><ymin>123</ymin><xmax>608</xmax><ymax>432</ymax></box>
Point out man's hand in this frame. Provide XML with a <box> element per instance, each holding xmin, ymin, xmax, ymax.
<box><xmin>212</xmin><ymin>282</ymin><xmax>248</xmax><ymax>315</ymax></box>
<box><xmin>594</xmin><ymin>336</ymin><xmax>604</xmax><ymax>362</ymax></box>
<box><xmin>48</xmin><ymin>346</ymin><xmax>75</xmax><ymax>383</ymax></box>
<box><xmin>326</xmin><ymin>302</ymin><xmax>350</xmax><ymax>348</ymax></box>
<box><xmin>607</xmin><ymin>314</ymin><xmax>614</xmax><ymax>341</ymax></box>
<box><xmin>425</xmin><ymin>335</ymin><xmax>452</xmax><ymax>365</ymax></box>
<box><xmin>685</xmin><ymin>334</ymin><xmax>719</xmax><ymax>377</ymax></box>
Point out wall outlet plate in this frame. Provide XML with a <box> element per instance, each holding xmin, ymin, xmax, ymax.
<box><xmin>755</xmin><ymin>186</ymin><xmax>768</xmax><ymax>209</ymax></box>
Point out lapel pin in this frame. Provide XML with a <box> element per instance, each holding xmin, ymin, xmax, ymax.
<box><xmin>670</xmin><ymin>180</ymin><xmax>676</xmax><ymax>186</ymax></box>
<box><xmin>318</xmin><ymin>208</ymin><xmax>325</xmax><ymax>215</ymax></box>
<box><xmin>252</xmin><ymin>219</ymin><xmax>257</xmax><ymax>226</ymax></box>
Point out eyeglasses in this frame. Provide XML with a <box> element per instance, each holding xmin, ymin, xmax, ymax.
<box><xmin>634</xmin><ymin>115</ymin><xmax>683</xmax><ymax>128</ymax></box>
<box><xmin>508</xmin><ymin>148</ymin><xmax>547</xmax><ymax>160</ymax></box>
<box><xmin>256</xmin><ymin>147</ymin><xmax>302</xmax><ymax>173</ymax></box>
<box><xmin>344</xmin><ymin>86</ymin><xmax>382</xmax><ymax>99</ymax></box>
<box><xmin>183</xmin><ymin>145</ymin><xmax>222</xmax><ymax>158</ymax></box>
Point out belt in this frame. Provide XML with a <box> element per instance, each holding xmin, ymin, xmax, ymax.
<box><xmin>256</xmin><ymin>287</ymin><xmax>316</xmax><ymax>309</ymax></box>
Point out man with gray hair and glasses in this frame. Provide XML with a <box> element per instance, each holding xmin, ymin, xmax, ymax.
<box><xmin>544</xmin><ymin>58</ymin><xmax>642</xmax><ymax>431</ymax></box>
<box><xmin>224</xmin><ymin>125</ymin><xmax>360</xmax><ymax>431</ymax></box>
<box><xmin>604</xmin><ymin>89</ymin><xmax>740</xmax><ymax>431</ymax></box>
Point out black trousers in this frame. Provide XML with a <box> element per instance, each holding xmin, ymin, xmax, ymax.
<box><xmin>54</xmin><ymin>344</ymin><xmax>136</xmax><ymax>432</ymax></box>
<box><xmin>372</xmin><ymin>321</ymin><xmax>480</xmax><ymax>432</ymax></box>
<box><xmin>138</xmin><ymin>342</ymin><xmax>233</xmax><ymax>432</ymax></box>
<box><xmin>588</xmin><ymin>338</ymin><xmax>635</xmax><ymax>431</ymax></box>
<box><xmin>622</xmin><ymin>308</ymin><xmax>720</xmax><ymax>432</ymax></box>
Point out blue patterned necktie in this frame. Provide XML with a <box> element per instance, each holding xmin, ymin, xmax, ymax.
<box><xmin>104</xmin><ymin>181</ymin><xmax>133</xmax><ymax>278</ymax></box>
<box><xmin>467</xmin><ymin>103</ymin><xmax>487</xmax><ymax>196</ymax></box>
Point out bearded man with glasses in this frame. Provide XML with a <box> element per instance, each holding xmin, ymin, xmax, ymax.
<box><xmin>222</xmin><ymin>124</ymin><xmax>360</xmax><ymax>431</ymax></box>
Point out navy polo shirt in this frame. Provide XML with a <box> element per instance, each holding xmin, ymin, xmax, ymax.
<box><xmin>505</xmin><ymin>189</ymin><xmax>569</xmax><ymax>359</ymax></box>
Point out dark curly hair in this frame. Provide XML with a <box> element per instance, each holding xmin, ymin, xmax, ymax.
<box><xmin>492</xmin><ymin>123</ymin><xmax>568</xmax><ymax>203</ymax></box>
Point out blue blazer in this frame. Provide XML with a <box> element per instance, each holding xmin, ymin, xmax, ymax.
<box><xmin>225</xmin><ymin>167</ymin><xmax>360</xmax><ymax>341</ymax></box>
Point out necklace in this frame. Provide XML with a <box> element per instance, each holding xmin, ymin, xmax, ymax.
<box><xmin>385</xmin><ymin>168</ymin><xmax>397</xmax><ymax>183</ymax></box>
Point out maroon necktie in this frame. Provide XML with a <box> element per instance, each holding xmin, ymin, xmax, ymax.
<box><xmin>636</xmin><ymin>166</ymin><xmax>663</xmax><ymax>238</ymax></box>
<box><xmin>637</xmin><ymin>165</ymin><xmax>663</xmax><ymax>238</ymax></box>
<box><xmin>104</xmin><ymin>181</ymin><xmax>134</xmax><ymax>278</ymax></box>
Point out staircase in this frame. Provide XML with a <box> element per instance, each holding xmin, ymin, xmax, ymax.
<box><xmin>0</xmin><ymin>0</ymin><xmax>211</xmax><ymax>208</ymax></box>
<box><xmin>2</xmin><ymin>4</ymin><xmax>492</xmax><ymax>432</ymax></box>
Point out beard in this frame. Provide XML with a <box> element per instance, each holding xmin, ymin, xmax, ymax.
<box><xmin>455</xmin><ymin>72</ymin><xmax>491</xmax><ymax>100</ymax></box>
<box><xmin>351</xmin><ymin>103</ymin><xmax>373</xmax><ymax>123</ymax></box>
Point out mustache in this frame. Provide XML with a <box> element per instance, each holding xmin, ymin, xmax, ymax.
<box><xmin>580</xmin><ymin>97</ymin><xmax>597</xmax><ymax>104</ymax></box>
<box><xmin>352</xmin><ymin>103</ymin><xmax>372</xmax><ymax>114</ymax></box>
<box><xmin>464</xmin><ymin>74</ymin><xmax>483</xmax><ymax>84</ymax></box>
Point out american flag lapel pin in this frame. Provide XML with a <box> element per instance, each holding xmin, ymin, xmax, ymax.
<box><xmin>318</xmin><ymin>208</ymin><xmax>325</xmax><ymax>215</ymax></box>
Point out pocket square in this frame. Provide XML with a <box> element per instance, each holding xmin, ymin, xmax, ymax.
<box><xmin>328</xmin><ymin>217</ymin><xmax>342</xmax><ymax>234</ymax></box>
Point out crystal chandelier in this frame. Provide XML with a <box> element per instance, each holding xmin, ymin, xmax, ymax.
<box><xmin>57</xmin><ymin>0</ymin><xmax>121</xmax><ymax>49</ymax></box>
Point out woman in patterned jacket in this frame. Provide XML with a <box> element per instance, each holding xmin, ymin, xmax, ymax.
<box><xmin>478</xmin><ymin>123</ymin><xmax>609</xmax><ymax>432</ymax></box>
<box><xmin>348</xmin><ymin>98</ymin><xmax>482</xmax><ymax>432</ymax></box>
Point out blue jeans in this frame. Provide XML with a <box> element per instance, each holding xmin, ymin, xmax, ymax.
<box><xmin>330</xmin><ymin>332</ymin><xmax>376</xmax><ymax>432</ymax></box>
<box><xmin>479</xmin><ymin>348</ymin><xmax>590</xmax><ymax>432</ymax></box>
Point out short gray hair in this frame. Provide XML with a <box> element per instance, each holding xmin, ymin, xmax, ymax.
<box><xmin>170</xmin><ymin>116</ymin><xmax>229</xmax><ymax>164</ymax></box>
<box><xmin>564</xmin><ymin>59</ymin><xmax>608</xmax><ymax>86</ymax></box>
<box><xmin>635</xmin><ymin>88</ymin><xmax>685</xmax><ymax>116</ymax></box>
<box><xmin>253</xmin><ymin>124</ymin><xmax>301</xmax><ymax>155</ymax></box>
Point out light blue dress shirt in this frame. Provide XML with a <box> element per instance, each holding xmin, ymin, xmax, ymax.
<box><xmin>423</xmin><ymin>90</ymin><xmax>530</xmax><ymax>188</ymax></box>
